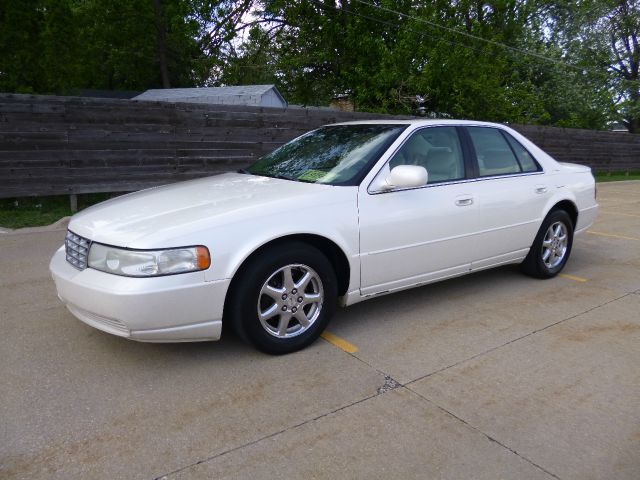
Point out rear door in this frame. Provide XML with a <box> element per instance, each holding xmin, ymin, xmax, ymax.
<box><xmin>462</xmin><ymin>126</ymin><xmax>551</xmax><ymax>269</ymax></box>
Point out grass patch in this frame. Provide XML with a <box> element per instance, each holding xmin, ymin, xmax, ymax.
<box><xmin>0</xmin><ymin>193</ymin><xmax>119</xmax><ymax>229</ymax></box>
<box><xmin>595</xmin><ymin>171</ymin><xmax>640</xmax><ymax>182</ymax></box>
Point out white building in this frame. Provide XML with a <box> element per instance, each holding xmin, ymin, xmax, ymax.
<box><xmin>134</xmin><ymin>85</ymin><xmax>287</xmax><ymax>108</ymax></box>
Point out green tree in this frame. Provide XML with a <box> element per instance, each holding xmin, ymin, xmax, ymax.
<box><xmin>216</xmin><ymin>0</ymin><xmax>614</xmax><ymax>129</ymax></box>
<box><xmin>0</xmin><ymin>0</ymin><xmax>249</xmax><ymax>93</ymax></box>
<box><xmin>0</xmin><ymin>0</ymin><xmax>47</xmax><ymax>93</ymax></box>
<box><xmin>73</xmin><ymin>0</ymin><xmax>207</xmax><ymax>91</ymax></box>
<box><xmin>553</xmin><ymin>0</ymin><xmax>639</xmax><ymax>132</ymax></box>
<box><xmin>1</xmin><ymin>0</ymin><xmax>630</xmax><ymax>131</ymax></box>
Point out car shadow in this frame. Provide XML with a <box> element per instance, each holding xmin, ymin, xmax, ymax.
<box><xmin>331</xmin><ymin>264</ymin><xmax>525</xmax><ymax>329</ymax></box>
<box><xmin>81</xmin><ymin>265</ymin><xmax>526</xmax><ymax>361</ymax></box>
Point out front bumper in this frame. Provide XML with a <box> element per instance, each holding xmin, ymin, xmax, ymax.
<box><xmin>49</xmin><ymin>246</ymin><xmax>229</xmax><ymax>342</ymax></box>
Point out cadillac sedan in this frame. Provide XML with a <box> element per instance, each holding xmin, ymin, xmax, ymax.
<box><xmin>50</xmin><ymin>120</ymin><xmax>598</xmax><ymax>354</ymax></box>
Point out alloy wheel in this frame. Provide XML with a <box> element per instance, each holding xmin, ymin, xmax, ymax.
<box><xmin>257</xmin><ymin>264</ymin><xmax>324</xmax><ymax>338</ymax></box>
<box><xmin>541</xmin><ymin>221</ymin><xmax>568</xmax><ymax>269</ymax></box>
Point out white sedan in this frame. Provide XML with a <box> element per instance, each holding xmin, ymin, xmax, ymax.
<box><xmin>50</xmin><ymin>120</ymin><xmax>598</xmax><ymax>354</ymax></box>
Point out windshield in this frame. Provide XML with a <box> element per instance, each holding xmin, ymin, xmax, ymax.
<box><xmin>246</xmin><ymin>124</ymin><xmax>408</xmax><ymax>186</ymax></box>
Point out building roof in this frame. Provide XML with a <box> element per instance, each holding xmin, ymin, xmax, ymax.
<box><xmin>133</xmin><ymin>85</ymin><xmax>287</xmax><ymax>108</ymax></box>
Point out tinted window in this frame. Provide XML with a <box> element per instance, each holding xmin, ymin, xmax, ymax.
<box><xmin>389</xmin><ymin>126</ymin><xmax>465</xmax><ymax>183</ymax></box>
<box><xmin>467</xmin><ymin>127</ymin><xmax>521</xmax><ymax>176</ymax></box>
<box><xmin>248</xmin><ymin>124</ymin><xmax>407</xmax><ymax>186</ymax></box>
<box><xmin>502</xmin><ymin>132</ymin><xmax>540</xmax><ymax>172</ymax></box>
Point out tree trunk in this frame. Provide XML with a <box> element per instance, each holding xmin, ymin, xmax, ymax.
<box><xmin>153</xmin><ymin>0</ymin><xmax>171</xmax><ymax>88</ymax></box>
<box><xmin>625</xmin><ymin>88</ymin><xmax>639</xmax><ymax>133</ymax></box>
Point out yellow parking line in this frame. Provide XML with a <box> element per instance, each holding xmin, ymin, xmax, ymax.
<box><xmin>559</xmin><ymin>273</ymin><xmax>588</xmax><ymax>283</ymax></box>
<box><xmin>600</xmin><ymin>210</ymin><xmax>640</xmax><ymax>218</ymax></box>
<box><xmin>321</xmin><ymin>331</ymin><xmax>358</xmax><ymax>354</ymax></box>
<box><xmin>587</xmin><ymin>230</ymin><xmax>640</xmax><ymax>241</ymax></box>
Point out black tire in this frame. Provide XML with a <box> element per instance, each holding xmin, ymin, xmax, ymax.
<box><xmin>521</xmin><ymin>209</ymin><xmax>574</xmax><ymax>278</ymax></box>
<box><xmin>227</xmin><ymin>241</ymin><xmax>337</xmax><ymax>355</ymax></box>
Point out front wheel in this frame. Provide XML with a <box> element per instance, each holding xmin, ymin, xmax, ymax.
<box><xmin>227</xmin><ymin>242</ymin><xmax>337</xmax><ymax>354</ymax></box>
<box><xmin>521</xmin><ymin>209</ymin><xmax>574</xmax><ymax>278</ymax></box>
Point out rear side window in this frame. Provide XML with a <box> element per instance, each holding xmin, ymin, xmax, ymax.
<box><xmin>502</xmin><ymin>132</ymin><xmax>540</xmax><ymax>172</ymax></box>
<box><xmin>467</xmin><ymin>127</ymin><xmax>521</xmax><ymax>176</ymax></box>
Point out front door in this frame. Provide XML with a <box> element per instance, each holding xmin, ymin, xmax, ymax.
<box><xmin>358</xmin><ymin>126</ymin><xmax>479</xmax><ymax>296</ymax></box>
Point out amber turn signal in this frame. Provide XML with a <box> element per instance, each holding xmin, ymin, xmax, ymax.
<box><xmin>196</xmin><ymin>246</ymin><xmax>211</xmax><ymax>270</ymax></box>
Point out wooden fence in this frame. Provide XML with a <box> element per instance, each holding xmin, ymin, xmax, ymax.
<box><xmin>1</xmin><ymin>93</ymin><xmax>638</xmax><ymax>200</ymax></box>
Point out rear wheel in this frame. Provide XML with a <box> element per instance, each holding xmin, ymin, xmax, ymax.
<box><xmin>521</xmin><ymin>209</ymin><xmax>574</xmax><ymax>278</ymax></box>
<box><xmin>228</xmin><ymin>242</ymin><xmax>337</xmax><ymax>354</ymax></box>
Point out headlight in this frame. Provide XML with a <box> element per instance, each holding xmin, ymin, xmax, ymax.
<box><xmin>87</xmin><ymin>243</ymin><xmax>210</xmax><ymax>277</ymax></box>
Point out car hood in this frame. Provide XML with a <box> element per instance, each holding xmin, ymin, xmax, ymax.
<box><xmin>68</xmin><ymin>173</ymin><xmax>343</xmax><ymax>247</ymax></box>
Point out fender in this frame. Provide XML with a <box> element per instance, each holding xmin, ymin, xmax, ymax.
<box><xmin>540</xmin><ymin>187</ymin><xmax>578</xmax><ymax>223</ymax></box>
<box><xmin>204</xmin><ymin>199</ymin><xmax>360</xmax><ymax>293</ymax></box>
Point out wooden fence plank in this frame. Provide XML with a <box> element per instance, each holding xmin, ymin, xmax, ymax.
<box><xmin>0</xmin><ymin>93</ymin><xmax>638</xmax><ymax>199</ymax></box>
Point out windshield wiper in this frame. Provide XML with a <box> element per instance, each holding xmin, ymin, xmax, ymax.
<box><xmin>249</xmin><ymin>172</ymin><xmax>316</xmax><ymax>183</ymax></box>
<box><xmin>265</xmin><ymin>173</ymin><xmax>298</xmax><ymax>181</ymax></box>
<box><xmin>237</xmin><ymin>170</ymin><xmax>290</xmax><ymax>180</ymax></box>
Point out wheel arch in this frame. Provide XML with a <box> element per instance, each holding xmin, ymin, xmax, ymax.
<box><xmin>223</xmin><ymin>234</ymin><xmax>352</xmax><ymax>317</ymax></box>
<box><xmin>548</xmin><ymin>199</ymin><xmax>578</xmax><ymax>228</ymax></box>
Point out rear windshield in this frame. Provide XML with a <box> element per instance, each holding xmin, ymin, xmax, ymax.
<box><xmin>246</xmin><ymin>124</ymin><xmax>407</xmax><ymax>186</ymax></box>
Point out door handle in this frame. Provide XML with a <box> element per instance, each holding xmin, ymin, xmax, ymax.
<box><xmin>455</xmin><ymin>196</ymin><xmax>474</xmax><ymax>206</ymax></box>
<box><xmin>535</xmin><ymin>185</ymin><xmax>548</xmax><ymax>194</ymax></box>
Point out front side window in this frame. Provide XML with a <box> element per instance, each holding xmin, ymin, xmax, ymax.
<box><xmin>388</xmin><ymin>126</ymin><xmax>465</xmax><ymax>183</ymax></box>
<box><xmin>247</xmin><ymin>124</ymin><xmax>407</xmax><ymax>186</ymax></box>
<box><xmin>467</xmin><ymin>127</ymin><xmax>522</xmax><ymax>176</ymax></box>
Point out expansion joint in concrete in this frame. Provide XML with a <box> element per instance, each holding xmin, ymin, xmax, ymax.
<box><xmin>406</xmin><ymin>386</ymin><xmax>562</xmax><ymax>480</ymax></box>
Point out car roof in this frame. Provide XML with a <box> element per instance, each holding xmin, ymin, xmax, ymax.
<box><xmin>331</xmin><ymin>119</ymin><xmax>508</xmax><ymax>128</ymax></box>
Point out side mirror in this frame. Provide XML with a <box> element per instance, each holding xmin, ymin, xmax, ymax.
<box><xmin>385</xmin><ymin>165</ymin><xmax>428</xmax><ymax>189</ymax></box>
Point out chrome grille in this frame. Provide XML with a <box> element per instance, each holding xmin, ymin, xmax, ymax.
<box><xmin>65</xmin><ymin>230</ymin><xmax>91</xmax><ymax>270</ymax></box>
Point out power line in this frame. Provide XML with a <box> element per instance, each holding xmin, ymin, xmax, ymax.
<box><xmin>351</xmin><ymin>0</ymin><xmax>600</xmax><ymax>75</ymax></box>
<box><xmin>309</xmin><ymin>0</ymin><xmax>496</xmax><ymax>57</ymax></box>
<box><xmin>224</xmin><ymin>2</ymin><xmax>492</xmax><ymax>72</ymax></box>
<box><xmin>226</xmin><ymin>0</ymin><xmax>609</xmax><ymax>82</ymax></box>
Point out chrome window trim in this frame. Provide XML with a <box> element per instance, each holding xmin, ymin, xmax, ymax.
<box><xmin>367</xmin><ymin>170</ymin><xmax>545</xmax><ymax>195</ymax></box>
<box><xmin>366</xmin><ymin>123</ymin><xmax>546</xmax><ymax>195</ymax></box>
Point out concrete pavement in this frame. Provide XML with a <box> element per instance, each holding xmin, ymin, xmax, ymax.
<box><xmin>1</xmin><ymin>181</ymin><xmax>638</xmax><ymax>479</ymax></box>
